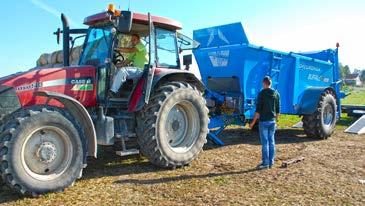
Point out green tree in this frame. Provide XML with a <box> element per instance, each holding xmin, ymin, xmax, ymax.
<box><xmin>339</xmin><ymin>63</ymin><xmax>350</xmax><ymax>79</ymax></box>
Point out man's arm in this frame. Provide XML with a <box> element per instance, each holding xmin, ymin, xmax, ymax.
<box><xmin>249</xmin><ymin>112</ymin><xmax>260</xmax><ymax>129</ymax></box>
<box><xmin>115</xmin><ymin>47</ymin><xmax>138</xmax><ymax>53</ymax></box>
<box><xmin>249</xmin><ymin>92</ymin><xmax>263</xmax><ymax>129</ymax></box>
<box><xmin>275</xmin><ymin>92</ymin><xmax>280</xmax><ymax>121</ymax></box>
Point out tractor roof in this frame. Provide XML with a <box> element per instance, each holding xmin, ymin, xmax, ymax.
<box><xmin>84</xmin><ymin>12</ymin><xmax>182</xmax><ymax>30</ymax></box>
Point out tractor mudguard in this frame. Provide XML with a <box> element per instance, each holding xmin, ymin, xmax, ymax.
<box><xmin>297</xmin><ymin>87</ymin><xmax>336</xmax><ymax>115</ymax></box>
<box><xmin>128</xmin><ymin>69</ymin><xmax>204</xmax><ymax>112</ymax></box>
<box><xmin>35</xmin><ymin>91</ymin><xmax>98</xmax><ymax>158</ymax></box>
<box><xmin>0</xmin><ymin>85</ymin><xmax>21</xmax><ymax>120</ymax></box>
<box><xmin>152</xmin><ymin>70</ymin><xmax>205</xmax><ymax>91</ymax></box>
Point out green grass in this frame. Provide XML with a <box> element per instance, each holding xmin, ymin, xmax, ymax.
<box><xmin>277</xmin><ymin>115</ymin><xmax>301</xmax><ymax>129</ymax></box>
<box><xmin>342</xmin><ymin>86</ymin><xmax>365</xmax><ymax>105</ymax></box>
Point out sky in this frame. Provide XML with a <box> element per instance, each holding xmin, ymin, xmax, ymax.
<box><xmin>0</xmin><ymin>0</ymin><xmax>364</xmax><ymax>76</ymax></box>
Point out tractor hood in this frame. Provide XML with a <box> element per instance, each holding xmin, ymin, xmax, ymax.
<box><xmin>0</xmin><ymin>66</ymin><xmax>89</xmax><ymax>87</ymax></box>
<box><xmin>0</xmin><ymin>65</ymin><xmax>97</xmax><ymax>109</ymax></box>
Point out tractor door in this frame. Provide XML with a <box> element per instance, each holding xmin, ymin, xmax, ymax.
<box><xmin>79</xmin><ymin>27</ymin><xmax>114</xmax><ymax>104</ymax></box>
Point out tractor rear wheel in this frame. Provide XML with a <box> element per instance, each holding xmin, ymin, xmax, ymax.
<box><xmin>137</xmin><ymin>82</ymin><xmax>209</xmax><ymax>168</ymax></box>
<box><xmin>302</xmin><ymin>90</ymin><xmax>337</xmax><ymax>139</ymax></box>
<box><xmin>0</xmin><ymin>107</ymin><xmax>84</xmax><ymax>196</ymax></box>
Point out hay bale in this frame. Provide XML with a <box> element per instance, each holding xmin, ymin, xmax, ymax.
<box><xmin>36</xmin><ymin>46</ymin><xmax>83</xmax><ymax>68</ymax></box>
<box><xmin>56</xmin><ymin>50</ymin><xmax>63</xmax><ymax>63</ymax></box>
<box><xmin>71</xmin><ymin>46</ymin><xmax>82</xmax><ymax>62</ymax></box>
<box><xmin>37</xmin><ymin>53</ymin><xmax>48</xmax><ymax>67</ymax></box>
<box><xmin>71</xmin><ymin>59</ymin><xmax>79</xmax><ymax>66</ymax></box>
<box><xmin>51</xmin><ymin>52</ymin><xmax>58</xmax><ymax>65</ymax></box>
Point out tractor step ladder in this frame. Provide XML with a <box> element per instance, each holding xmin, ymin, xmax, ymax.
<box><xmin>115</xmin><ymin>133</ymin><xmax>140</xmax><ymax>157</ymax></box>
<box><xmin>116</xmin><ymin>149</ymin><xmax>139</xmax><ymax>157</ymax></box>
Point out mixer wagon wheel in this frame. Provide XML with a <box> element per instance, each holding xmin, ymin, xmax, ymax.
<box><xmin>137</xmin><ymin>81</ymin><xmax>209</xmax><ymax>168</ymax></box>
<box><xmin>0</xmin><ymin>106</ymin><xmax>84</xmax><ymax>196</ymax></box>
<box><xmin>302</xmin><ymin>90</ymin><xmax>337</xmax><ymax>139</ymax></box>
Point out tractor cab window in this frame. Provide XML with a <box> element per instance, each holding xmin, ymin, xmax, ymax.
<box><xmin>79</xmin><ymin>28</ymin><xmax>113</xmax><ymax>66</ymax></box>
<box><xmin>156</xmin><ymin>28</ymin><xmax>178</xmax><ymax>68</ymax></box>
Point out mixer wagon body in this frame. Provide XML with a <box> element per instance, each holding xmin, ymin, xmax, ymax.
<box><xmin>192</xmin><ymin>23</ymin><xmax>342</xmax><ymax>144</ymax></box>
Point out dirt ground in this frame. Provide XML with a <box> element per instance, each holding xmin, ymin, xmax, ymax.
<box><xmin>0</xmin><ymin>125</ymin><xmax>364</xmax><ymax>205</ymax></box>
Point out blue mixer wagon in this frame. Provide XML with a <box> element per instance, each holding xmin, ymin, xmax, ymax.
<box><xmin>192</xmin><ymin>23</ymin><xmax>343</xmax><ymax>145</ymax></box>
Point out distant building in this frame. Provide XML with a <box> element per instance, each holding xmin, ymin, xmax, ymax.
<box><xmin>344</xmin><ymin>73</ymin><xmax>363</xmax><ymax>87</ymax></box>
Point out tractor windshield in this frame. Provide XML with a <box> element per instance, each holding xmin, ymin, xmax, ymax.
<box><xmin>79</xmin><ymin>27</ymin><xmax>113</xmax><ymax>66</ymax></box>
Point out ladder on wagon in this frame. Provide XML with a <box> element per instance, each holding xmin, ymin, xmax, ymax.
<box><xmin>269</xmin><ymin>53</ymin><xmax>282</xmax><ymax>89</ymax></box>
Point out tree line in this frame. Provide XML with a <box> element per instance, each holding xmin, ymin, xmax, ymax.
<box><xmin>340</xmin><ymin>63</ymin><xmax>365</xmax><ymax>82</ymax></box>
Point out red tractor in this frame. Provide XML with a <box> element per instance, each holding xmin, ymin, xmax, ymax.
<box><xmin>0</xmin><ymin>5</ymin><xmax>208</xmax><ymax>195</ymax></box>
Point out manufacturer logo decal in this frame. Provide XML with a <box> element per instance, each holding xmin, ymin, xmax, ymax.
<box><xmin>71</xmin><ymin>78</ymin><xmax>93</xmax><ymax>91</ymax></box>
<box><xmin>15</xmin><ymin>77</ymin><xmax>94</xmax><ymax>91</ymax></box>
<box><xmin>209</xmin><ymin>50</ymin><xmax>230</xmax><ymax>67</ymax></box>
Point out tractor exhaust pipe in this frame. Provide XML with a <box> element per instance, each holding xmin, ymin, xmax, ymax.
<box><xmin>61</xmin><ymin>13</ymin><xmax>70</xmax><ymax>66</ymax></box>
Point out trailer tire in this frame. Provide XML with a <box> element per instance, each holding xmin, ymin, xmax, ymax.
<box><xmin>137</xmin><ymin>82</ymin><xmax>209</xmax><ymax>168</ymax></box>
<box><xmin>302</xmin><ymin>90</ymin><xmax>337</xmax><ymax>139</ymax></box>
<box><xmin>0</xmin><ymin>106</ymin><xmax>84</xmax><ymax>196</ymax></box>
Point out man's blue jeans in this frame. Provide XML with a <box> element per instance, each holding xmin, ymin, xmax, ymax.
<box><xmin>259</xmin><ymin>121</ymin><xmax>276</xmax><ymax>166</ymax></box>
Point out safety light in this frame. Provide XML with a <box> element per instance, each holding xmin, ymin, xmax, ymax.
<box><xmin>108</xmin><ymin>4</ymin><xmax>116</xmax><ymax>14</ymax></box>
<box><xmin>107</xmin><ymin>4</ymin><xmax>121</xmax><ymax>16</ymax></box>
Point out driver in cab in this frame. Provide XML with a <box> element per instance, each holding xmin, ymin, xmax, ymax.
<box><xmin>110</xmin><ymin>34</ymin><xmax>148</xmax><ymax>95</ymax></box>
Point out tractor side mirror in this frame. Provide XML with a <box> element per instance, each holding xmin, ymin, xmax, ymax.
<box><xmin>183</xmin><ymin>54</ymin><xmax>192</xmax><ymax>71</ymax></box>
<box><xmin>117</xmin><ymin>11</ymin><xmax>133</xmax><ymax>33</ymax></box>
<box><xmin>54</xmin><ymin>28</ymin><xmax>61</xmax><ymax>44</ymax></box>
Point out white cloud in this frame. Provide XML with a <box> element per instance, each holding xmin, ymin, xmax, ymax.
<box><xmin>29</xmin><ymin>0</ymin><xmax>81</xmax><ymax>27</ymax></box>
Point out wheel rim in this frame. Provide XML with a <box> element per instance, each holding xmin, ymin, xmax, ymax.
<box><xmin>165</xmin><ymin>101</ymin><xmax>200</xmax><ymax>153</ymax></box>
<box><xmin>21</xmin><ymin>126</ymin><xmax>73</xmax><ymax>181</ymax></box>
<box><xmin>323</xmin><ymin>103</ymin><xmax>335</xmax><ymax>127</ymax></box>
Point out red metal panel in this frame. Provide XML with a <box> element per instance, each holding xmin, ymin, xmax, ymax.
<box><xmin>84</xmin><ymin>12</ymin><xmax>182</xmax><ymax>30</ymax></box>
<box><xmin>1</xmin><ymin>66</ymin><xmax>97</xmax><ymax>108</ymax></box>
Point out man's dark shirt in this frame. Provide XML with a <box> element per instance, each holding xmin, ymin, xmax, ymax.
<box><xmin>255</xmin><ymin>88</ymin><xmax>280</xmax><ymax>122</ymax></box>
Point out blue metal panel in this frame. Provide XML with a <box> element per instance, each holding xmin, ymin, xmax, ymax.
<box><xmin>193</xmin><ymin>22</ymin><xmax>249</xmax><ymax>49</ymax></box>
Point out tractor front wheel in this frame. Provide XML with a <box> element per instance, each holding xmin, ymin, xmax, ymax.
<box><xmin>0</xmin><ymin>107</ymin><xmax>84</xmax><ymax>196</ymax></box>
<box><xmin>137</xmin><ymin>82</ymin><xmax>209</xmax><ymax>168</ymax></box>
<box><xmin>302</xmin><ymin>90</ymin><xmax>337</xmax><ymax>139</ymax></box>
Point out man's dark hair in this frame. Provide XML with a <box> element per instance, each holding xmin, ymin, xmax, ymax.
<box><xmin>132</xmin><ymin>34</ymin><xmax>140</xmax><ymax>39</ymax></box>
<box><xmin>263</xmin><ymin>76</ymin><xmax>272</xmax><ymax>86</ymax></box>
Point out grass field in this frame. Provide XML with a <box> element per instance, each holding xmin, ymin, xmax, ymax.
<box><xmin>0</xmin><ymin>91</ymin><xmax>364</xmax><ymax>205</ymax></box>
<box><xmin>342</xmin><ymin>86</ymin><xmax>365</xmax><ymax>105</ymax></box>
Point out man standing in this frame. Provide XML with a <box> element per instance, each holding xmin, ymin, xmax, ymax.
<box><xmin>249</xmin><ymin>76</ymin><xmax>280</xmax><ymax>170</ymax></box>
<box><xmin>111</xmin><ymin>34</ymin><xmax>148</xmax><ymax>94</ymax></box>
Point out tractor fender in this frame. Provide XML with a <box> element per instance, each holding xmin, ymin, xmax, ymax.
<box><xmin>129</xmin><ymin>70</ymin><xmax>204</xmax><ymax>112</ymax></box>
<box><xmin>152</xmin><ymin>70</ymin><xmax>205</xmax><ymax>91</ymax></box>
<box><xmin>297</xmin><ymin>87</ymin><xmax>336</xmax><ymax>115</ymax></box>
<box><xmin>35</xmin><ymin>91</ymin><xmax>97</xmax><ymax>158</ymax></box>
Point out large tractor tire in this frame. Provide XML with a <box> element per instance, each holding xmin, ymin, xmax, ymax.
<box><xmin>137</xmin><ymin>82</ymin><xmax>209</xmax><ymax>168</ymax></box>
<box><xmin>302</xmin><ymin>90</ymin><xmax>337</xmax><ymax>139</ymax></box>
<box><xmin>0</xmin><ymin>106</ymin><xmax>84</xmax><ymax>196</ymax></box>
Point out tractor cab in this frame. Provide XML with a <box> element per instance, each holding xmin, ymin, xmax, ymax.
<box><xmin>58</xmin><ymin>5</ymin><xmax>198</xmax><ymax>108</ymax></box>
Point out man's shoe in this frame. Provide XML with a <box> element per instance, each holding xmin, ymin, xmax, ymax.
<box><xmin>109</xmin><ymin>91</ymin><xmax>118</xmax><ymax>98</ymax></box>
<box><xmin>256</xmin><ymin>164</ymin><xmax>270</xmax><ymax>170</ymax></box>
